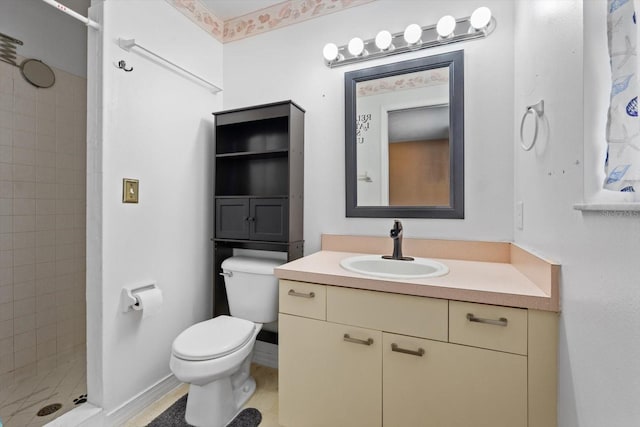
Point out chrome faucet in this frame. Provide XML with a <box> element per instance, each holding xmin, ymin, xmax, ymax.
<box><xmin>382</xmin><ymin>220</ymin><xmax>414</xmax><ymax>261</ymax></box>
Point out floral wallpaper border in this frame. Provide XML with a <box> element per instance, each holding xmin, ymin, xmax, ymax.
<box><xmin>357</xmin><ymin>69</ymin><xmax>449</xmax><ymax>97</ymax></box>
<box><xmin>166</xmin><ymin>0</ymin><xmax>375</xmax><ymax>43</ymax></box>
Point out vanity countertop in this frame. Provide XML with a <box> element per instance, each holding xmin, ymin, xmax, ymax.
<box><xmin>274</xmin><ymin>234</ymin><xmax>560</xmax><ymax>312</ymax></box>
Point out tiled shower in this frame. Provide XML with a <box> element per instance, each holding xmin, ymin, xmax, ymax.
<box><xmin>0</xmin><ymin>58</ymin><xmax>87</xmax><ymax>426</ymax></box>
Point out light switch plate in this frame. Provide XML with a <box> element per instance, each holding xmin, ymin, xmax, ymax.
<box><xmin>122</xmin><ymin>178</ymin><xmax>139</xmax><ymax>203</ymax></box>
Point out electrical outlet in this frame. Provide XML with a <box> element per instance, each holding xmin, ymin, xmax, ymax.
<box><xmin>516</xmin><ymin>201</ymin><xmax>524</xmax><ymax>230</ymax></box>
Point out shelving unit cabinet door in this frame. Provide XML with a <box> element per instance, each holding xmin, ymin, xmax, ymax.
<box><xmin>383</xmin><ymin>333</ymin><xmax>527</xmax><ymax>427</ymax></box>
<box><xmin>279</xmin><ymin>314</ymin><xmax>382</xmax><ymax>427</ymax></box>
<box><xmin>250</xmin><ymin>198</ymin><xmax>288</xmax><ymax>242</ymax></box>
<box><xmin>215</xmin><ymin>199</ymin><xmax>249</xmax><ymax>239</ymax></box>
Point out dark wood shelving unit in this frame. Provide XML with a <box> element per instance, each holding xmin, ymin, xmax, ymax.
<box><xmin>212</xmin><ymin>100</ymin><xmax>305</xmax><ymax>345</ymax></box>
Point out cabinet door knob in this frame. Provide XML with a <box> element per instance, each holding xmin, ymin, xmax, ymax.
<box><xmin>466</xmin><ymin>313</ymin><xmax>508</xmax><ymax>327</ymax></box>
<box><xmin>391</xmin><ymin>343</ymin><xmax>425</xmax><ymax>357</ymax></box>
<box><xmin>343</xmin><ymin>333</ymin><xmax>373</xmax><ymax>346</ymax></box>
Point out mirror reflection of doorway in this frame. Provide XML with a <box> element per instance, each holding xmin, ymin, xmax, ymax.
<box><xmin>387</xmin><ymin>105</ymin><xmax>450</xmax><ymax>206</ymax></box>
<box><xmin>389</xmin><ymin>139</ymin><xmax>450</xmax><ymax>206</ymax></box>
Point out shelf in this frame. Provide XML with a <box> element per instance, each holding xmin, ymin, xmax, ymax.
<box><xmin>216</xmin><ymin>149</ymin><xmax>289</xmax><ymax>159</ymax></box>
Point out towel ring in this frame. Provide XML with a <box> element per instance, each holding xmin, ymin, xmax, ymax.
<box><xmin>519</xmin><ymin>100</ymin><xmax>544</xmax><ymax>151</ymax></box>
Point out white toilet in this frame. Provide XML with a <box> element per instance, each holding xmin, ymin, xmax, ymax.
<box><xmin>169</xmin><ymin>256</ymin><xmax>282</xmax><ymax>427</ymax></box>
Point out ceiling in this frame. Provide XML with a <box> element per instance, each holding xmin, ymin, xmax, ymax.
<box><xmin>199</xmin><ymin>0</ymin><xmax>283</xmax><ymax>20</ymax></box>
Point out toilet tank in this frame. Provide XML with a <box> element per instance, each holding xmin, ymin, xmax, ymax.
<box><xmin>221</xmin><ymin>256</ymin><xmax>284</xmax><ymax>323</ymax></box>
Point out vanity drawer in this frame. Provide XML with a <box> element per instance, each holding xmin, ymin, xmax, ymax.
<box><xmin>279</xmin><ymin>280</ymin><xmax>326</xmax><ymax>320</ymax></box>
<box><xmin>327</xmin><ymin>286</ymin><xmax>448</xmax><ymax>342</ymax></box>
<box><xmin>449</xmin><ymin>301</ymin><xmax>527</xmax><ymax>355</ymax></box>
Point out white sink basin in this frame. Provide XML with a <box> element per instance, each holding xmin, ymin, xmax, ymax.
<box><xmin>340</xmin><ymin>255</ymin><xmax>449</xmax><ymax>279</ymax></box>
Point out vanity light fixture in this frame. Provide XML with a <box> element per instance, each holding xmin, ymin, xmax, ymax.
<box><xmin>436</xmin><ymin>15</ymin><xmax>457</xmax><ymax>39</ymax></box>
<box><xmin>322</xmin><ymin>42</ymin><xmax>341</xmax><ymax>62</ymax></box>
<box><xmin>347</xmin><ymin>37</ymin><xmax>367</xmax><ymax>56</ymax></box>
<box><xmin>375</xmin><ymin>30</ymin><xmax>394</xmax><ymax>51</ymax></box>
<box><xmin>323</xmin><ymin>6</ymin><xmax>496</xmax><ymax>67</ymax></box>
<box><xmin>403</xmin><ymin>24</ymin><xmax>423</xmax><ymax>45</ymax></box>
<box><xmin>470</xmin><ymin>6</ymin><xmax>492</xmax><ymax>32</ymax></box>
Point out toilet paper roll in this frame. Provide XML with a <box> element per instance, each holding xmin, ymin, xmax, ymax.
<box><xmin>133</xmin><ymin>287</ymin><xmax>163</xmax><ymax>319</ymax></box>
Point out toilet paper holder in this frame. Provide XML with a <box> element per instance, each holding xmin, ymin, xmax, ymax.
<box><xmin>121</xmin><ymin>283</ymin><xmax>158</xmax><ymax>312</ymax></box>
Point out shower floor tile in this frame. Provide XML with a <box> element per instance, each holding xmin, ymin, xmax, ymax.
<box><xmin>0</xmin><ymin>344</ymin><xmax>86</xmax><ymax>427</ymax></box>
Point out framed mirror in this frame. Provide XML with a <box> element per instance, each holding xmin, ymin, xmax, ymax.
<box><xmin>345</xmin><ymin>50</ymin><xmax>464</xmax><ymax>218</ymax></box>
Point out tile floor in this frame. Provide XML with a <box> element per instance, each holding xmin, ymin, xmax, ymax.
<box><xmin>125</xmin><ymin>364</ymin><xmax>280</xmax><ymax>427</ymax></box>
<box><xmin>0</xmin><ymin>345</ymin><xmax>86</xmax><ymax>427</ymax></box>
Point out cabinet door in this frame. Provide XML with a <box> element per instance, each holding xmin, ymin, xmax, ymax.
<box><xmin>215</xmin><ymin>198</ymin><xmax>249</xmax><ymax>239</ymax></box>
<box><xmin>250</xmin><ymin>198</ymin><xmax>288</xmax><ymax>241</ymax></box>
<box><xmin>383</xmin><ymin>333</ymin><xmax>527</xmax><ymax>427</ymax></box>
<box><xmin>279</xmin><ymin>314</ymin><xmax>382</xmax><ymax>427</ymax></box>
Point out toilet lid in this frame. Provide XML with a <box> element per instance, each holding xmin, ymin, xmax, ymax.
<box><xmin>172</xmin><ymin>316</ymin><xmax>255</xmax><ymax>361</ymax></box>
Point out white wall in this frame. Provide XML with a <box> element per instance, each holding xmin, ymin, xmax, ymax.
<box><xmin>222</xmin><ymin>0</ymin><xmax>516</xmax><ymax>253</ymax></box>
<box><xmin>0</xmin><ymin>0</ymin><xmax>88</xmax><ymax>77</ymax></box>
<box><xmin>87</xmin><ymin>0</ymin><xmax>223</xmax><ymax>413</ymax></box>
<box><xmin>514</xmin><ymin>1</ymin><xmax>640</xmax><ymax>426</ymax></box>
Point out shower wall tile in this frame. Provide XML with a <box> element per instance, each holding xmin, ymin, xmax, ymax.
<box><xmin>13</xmin><ymin>214</ymin><xmax>35</xmax><ymax>232</ymax></box>
<box><xmin>13</xmin><ymin>182</ymin><xmax>35</xmax><ymax>199</ymax></box>
<box><xmin>0</xmin><ymin>181</ymin><xmax>13</xmax><ymax>199</ymax></box>
<box><xmin>12</xmin><ymin>198</ymin><xmax>35</xmax><ymax>215</ymax></box>
<box><xmin>0</xmin><ymin>109</ymin><xmax>12</xmax><ymax>129</ymax></box>
<box><xmin>35</xmin><ymin>278</ymin><xmax>55</xmax><ymax>297</ymax></box>
<box><xmin>2</xmin><ymin>63</ymin><xmax>86</xmax><ymax>391</ymax></box>
<box><xmin>13</xmin><ymin>147</ymin><xmax>35</xmax><ymax>165</ymax></box>
<box><xmin>14</xmin><ymin>330</ymin><xmax>36</xmax><ymax>352</ymax></box>
<box><xmin>13</xmin><ymin>281</ymin><xmax>36</xmax><ymax>302</ymax></box>
<box><xmin>0</xmin><ymin>164</ymin><xmax>11</xmax><ymax>181</ymax></box>
<box><xmin>0</xmin><ymin>147</ymin><xmax>12</xmax><ymax>163</ymax></box>
<box><xmin>0</xmin><ymin>199</ymin><xmax>12</xmax><ymax>217</ymax></box>
<box><xmin>0</xmin><ymin>302</ymin><xmax>12</xmax><ymax>321</ymax></box>
<box><xmin>0</xmin><ymin>284</ymin><xmax>13</xmax><ymax>304</ymax></box>
<box><xmin>13</xmin><ymin>96</ymin><xmax>36</xmax><ymax>117</ymax></box>
<box><xmin>13</xmin><ymin>312</ymin><xmax>36</xmax><ymax>334</ymax></box>
<box><xmin>13</xmin><ymin>264</ymin><xmax>34</xmax><ymax>283</ymax></box>
<box><xmin>0</xmin><ymin>233</ymin><xmax>11</xmax><ymax>250</ymax></box>
<box><xmin>0</xmin><ymin>216</ymin><xmax>13</xmax><ymax>233</ymax></box>
<box><xmin>0</xmin><ymin>283</ymin><xmax>13</xmax><ymax>302</ymax></box>
<box><xmin>0</xmin><ymin>127</ymin><xmax>12</xmax><ymax>146</ymax></box>
<box><xmin>13</xmin><ymin>231</ymin><xmax>35</xmax><ymax>249</ymax></box>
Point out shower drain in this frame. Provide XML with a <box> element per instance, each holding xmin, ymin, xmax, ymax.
<box><xmin>36</xmin><ymin>403</ymin><xmax>62</xmax><ymax>417</ymax></box>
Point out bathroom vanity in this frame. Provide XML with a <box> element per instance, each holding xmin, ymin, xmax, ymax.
<box><xmin>275</xmin><ymin>235</ymin><xmax>559</xmax><ymax>427</ymax></box>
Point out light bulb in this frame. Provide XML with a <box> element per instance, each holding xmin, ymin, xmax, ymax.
<box><xmin>347</xmin><ymin>37</ymin><xmax>365</xmax><ymax>56</ymax></box>
<box><xmin>436</xmin><ymin>15</ymin><xmax>457</xmax><ymax>38</ymax></box>
<box><xmin>470</xmin><ymin>6</ymin><xmax>492</xmax><ymax>30</ymax></box>
<box><xmin>375</xmin><ymin>30</ymin><xmax>393</xmax><ymax>51</ymax></box>
<box><xmin>403</xmin><ymin>24</ymin><xmax>422</xmax><ymax>45</ymax></box>
<box><xmin>323</xmin><ymin>43</ymin><xmax>339</xmax><ymax>61</ymax></box>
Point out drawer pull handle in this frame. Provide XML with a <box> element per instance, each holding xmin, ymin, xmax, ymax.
<box><xmin>466</xmin><ymin>313</ymin><xmax>508</xmax><ymax>327</ymax></box>
<box><xmin>343</xmin><ymin>333</ymin><xmax>373</xmax><ymax>346</ymax></box>
<box><xmin>391</xmin><ymin>343</ymin><xmax>425</xmax><ymax>357</ymax></box>
<box><xmin>288</xmin><ymin>289</ymin><xmax>315</xmax><ymax>299</ymax></box>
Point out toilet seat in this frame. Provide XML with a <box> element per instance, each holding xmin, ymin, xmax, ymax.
<box><xmin>172</xmin><ymin>316</ymin><xmax>255</xmax><ymax>361</ymax></box>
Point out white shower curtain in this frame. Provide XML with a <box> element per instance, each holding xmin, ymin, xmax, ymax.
<box><xmin>605</xmin><ymin>0</ymin><xmax>640</xmax><ymax>192</ymax></box>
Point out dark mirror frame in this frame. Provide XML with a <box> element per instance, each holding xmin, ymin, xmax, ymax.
<box><xmin>345</xmin><ymin>50</ymin><xmax>464</xmax><ymax>218</ymax></box>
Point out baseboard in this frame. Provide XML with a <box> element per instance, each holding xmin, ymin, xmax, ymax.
<box><xmin>102</xmin><ymin>373</ymin><xmax>181</xmax><ymax>426</ymax></box>
<box><xmin>48</xmin><ymin>374</ymin><xmax>181</xmax><ymax>427</ymax></box>
<box><xmin>252</xmin><ymin>340</ymin><xmax>278</xmax><ymax>369</ymax></box>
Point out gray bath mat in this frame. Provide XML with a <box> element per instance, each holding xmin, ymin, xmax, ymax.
<box><xmin>146</xmin><ymin>394</ymin><xmax>262</xmax><ymax>427</ymax></box>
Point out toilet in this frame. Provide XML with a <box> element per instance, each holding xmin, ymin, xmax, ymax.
<box><xmin>169</xmin><ymin>256</ymin><xmax>282</xmax><ymax>427</ymax></box>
